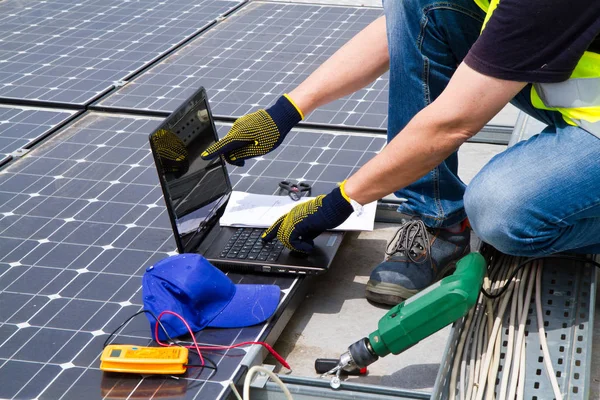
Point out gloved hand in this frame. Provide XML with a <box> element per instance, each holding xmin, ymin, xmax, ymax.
<box><xmin>151</xmin><ymin>128</ymin><xmax>189</xmax><ymax>177</ymax></box>
<box><xmin>201</xmin><ymin>94</ymin><xmax>303</xmax><ymax>166</ymax></box>
<box><xmin>262</xmin><ymin>182</ymin><xmax>355</xmax><ymax>253</ymax></box>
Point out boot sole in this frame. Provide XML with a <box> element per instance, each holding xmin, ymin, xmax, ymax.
<box><xmin>365</xmin><ymin>281</ymin><xmax>418</xmax><ymax>305</ymax></box>
<box><xmin>365</xmin><ymin>260</ymin><xmax>459</xmax><ymax>306</ymax></box>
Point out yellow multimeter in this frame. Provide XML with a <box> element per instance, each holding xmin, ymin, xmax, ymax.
<box><xmin>100</xmin><ymin>345</ymin><xmax>189</xmax><ymax>375</ymax></box>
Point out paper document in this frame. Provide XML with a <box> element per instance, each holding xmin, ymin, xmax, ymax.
<box><xmin>220</xmin><ymin>191</ymin><xmax>377</xmax><ymax>231</ymax></box>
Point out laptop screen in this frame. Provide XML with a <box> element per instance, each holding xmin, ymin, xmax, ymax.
<box><xmin>150</xmin><ymin>94</ymin><xmax>231</xmax><ymax>253</ymax></box>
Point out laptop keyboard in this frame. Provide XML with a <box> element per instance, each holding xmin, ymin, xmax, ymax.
<box><xmin>219</xmin><ymin>228</ymin><xmax>284</xmax><ymax>262</ymax></box>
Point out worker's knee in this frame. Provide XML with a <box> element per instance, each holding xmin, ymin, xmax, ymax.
<box><xmin>464</xmin><ymin>172</ymin><xmax>555</xmax><ymax>257</ymax></box>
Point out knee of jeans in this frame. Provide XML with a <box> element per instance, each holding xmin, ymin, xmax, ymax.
<box><xmin>464</xmin><ymin>175</ymin><xmax>545</xmax><ymax>256</ymax></box>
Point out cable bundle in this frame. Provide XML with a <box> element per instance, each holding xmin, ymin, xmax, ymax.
<box><xmin>448</xmin><ymin>254</ymin><xmax>563</xmax><ymax>400</ymax></box>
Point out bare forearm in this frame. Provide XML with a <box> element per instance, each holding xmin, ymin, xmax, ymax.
<box><xmin>289</xmin><ymin>16</ymin><xmax>389</xmax><ymax>115</ymax></box>
<box><xmin>344</xmin><ymin>108</ymin><xmax>471</xmax><ymax>204</ymax></box>
<box><xmin>343</xmin><ymin>63</ymin><xmax>526</xmax><ymax>205</ymax></box>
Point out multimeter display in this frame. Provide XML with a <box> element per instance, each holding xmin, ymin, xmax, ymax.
<box><xmin>110</xmin><ymin>349</ymin><xmax>121</xmax><ymax>357</ymax></box>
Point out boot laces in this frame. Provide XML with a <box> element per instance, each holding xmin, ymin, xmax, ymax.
<box><xmin>385</xmin><ymin>219</ymin><xmax>431</xmax><ymax>264</ymax></box>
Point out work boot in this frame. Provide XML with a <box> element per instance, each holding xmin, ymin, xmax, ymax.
<box><xmin>365</xmin><ymin>218</ymin><xmax>470</xmax><ymax>306</ymax></box>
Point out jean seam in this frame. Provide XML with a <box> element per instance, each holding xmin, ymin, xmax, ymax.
<box><xmin>422</xmin><ymin>3</ymin><xmax>486</xmax><ymax>22</ymax></box>
<box><xmin>418</xmin><ymin>3</ymin><xmax>482</xmax><ymax>223</ymax></box>
<box><xmin>524</xmin><ymin>198</ymin><xmax>600</xmax><ymax>254</ymax></box>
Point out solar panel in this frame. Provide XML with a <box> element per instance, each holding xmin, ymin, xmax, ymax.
<box><xmin>217</xmin><ymin>124</ymin><xmax>387</xmax><ymax>196</ymax></box>
<box><xmin>0</xmin><ymin>105</ymin><xmax>78</xmax><ymax>166</ymax></box>
<box><xmin>0</xmin><ymin>0</ymin><xmax>245</xmax><ymax>106</ymax></box>
<box><xmin>0</xmin><ymin>112</ymin><xmax>300</xmax><ymax>400</ymax></box>
<box><xmin>94</xmin><ymin>2</ymin><xmax>389</xmax><ymax>130</ymax></box>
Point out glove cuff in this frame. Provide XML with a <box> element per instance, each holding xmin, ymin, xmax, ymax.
<box><xmin>322</xmin><ymin>186</ymin><xmax>355</xmax><ymax>225</ymax></box>
<box><xmin>265</xmin><ymin>95</ymin><xmax>303</xmax><ymax>136</ymax></box>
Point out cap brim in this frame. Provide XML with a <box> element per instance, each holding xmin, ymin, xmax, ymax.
<box><xmin>207</xmin><ymin>284</ymin><xmax>280</xmax><ymax>328</ymax></box>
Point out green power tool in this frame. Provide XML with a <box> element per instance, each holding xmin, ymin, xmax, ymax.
<box><xmin>322</xmin><ymin>252</ymin><xmax>486</xmax><ymax>388</ymax></box>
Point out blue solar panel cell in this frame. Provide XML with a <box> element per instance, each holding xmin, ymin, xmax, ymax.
<box><xmin>0</xmin><ymin>105</ymin><xmax>78</xmax><ymax>166</ymax></box>
<box><xmin>0</xmin><ymin>0</ymin><xmax>245</xmax><ymax>105</ymax></box>
<box><xmin>94</xmin><ymin>2</ymin><xmax>389</xmax><ymax>130</ymax></box>
<box><xmin>0</xmin><ymin>112</ymin><xmax>302</xmax><ymax>400</ymax></box>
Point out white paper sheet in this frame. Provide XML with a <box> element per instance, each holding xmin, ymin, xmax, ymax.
<box><xmin>220</xmin><ymin>191</ymin><xmax>376</xmax><ymax>231</ymax></box>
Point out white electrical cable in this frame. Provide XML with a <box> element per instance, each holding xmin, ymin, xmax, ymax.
<box><xmin>472</xmin><ymin>309</ymin><xmax>487</xmax><ymax>399</ymax></box>
<box><xmin>506</xmin><ymin>264</ymin><xmax>537</xmax><ymax>400</ymax></box>
<box><xmin>535</xmin><ymin>263</ymin><xmax>563</xmax><ymax>400</ymax></box>
<box><xmin>466</xmin><ymin>306</ymin><xmax>484</xmax><ymax>400</ymax></box>
<box><xmin>458</xmin><ymin>254</ymin><xmax>508</xmax><ymax>400</ymax></box>
<box><xmin>450</xmin><ymin>307</ymin><xmax>476</xmax><ymax>400</ymax></box>
<box><xmin>485</xmin><ymin>327</ymin><xmax>502</xmax><ymax>400</ymax></box>
<box><xmin>242</xmin><ymin>366</ymin><xmax>294</xmax><ymax>400</ymax></box>
<box><xmin>473</xmin><ymin>255</ymin><xmax>517</xmax><ymax>400</ymax></box>
<box><xmin>517</xmin><ymin>339</ymin><xmax>526</xmax><ymax>400</ymax></box>
<box><xmin>462</xmin><ymin>301</ymin><xmax>483</xmax><ymax>400</ymax></box>
<box><xmin>473</xmin><ymin>272</ymin><xmax>516</xmax><ymax>400</ymax></box>
<box><xmin>498</xmin><ymin>268</ymin><xmax>522</xmax><ymax>400</ymax></box>
<box><xmin>230</xmin><ymin>382</ymin><xmax>244</xmax><ymax>400</ymax></box>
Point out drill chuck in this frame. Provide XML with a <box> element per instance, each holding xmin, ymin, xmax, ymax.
<box><xmin>348</xmin><ymin>337</ymin><xmax>379</xmax><ymax>369</ymax></box>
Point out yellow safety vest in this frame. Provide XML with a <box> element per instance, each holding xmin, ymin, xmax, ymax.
<box><xmin>474</xmin><ymin>0</ymin><xmax>600</xmax><ymax>138</ymax></box>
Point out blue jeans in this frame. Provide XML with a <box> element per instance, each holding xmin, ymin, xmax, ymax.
<box><xmin>383</xmin><ymin>0</ymin><xmax>600</xmax><ymax>255</ymax></box>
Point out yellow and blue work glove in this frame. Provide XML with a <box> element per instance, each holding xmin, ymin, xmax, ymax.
<box><xmin>151</xmin><ymin>128</ymin><xmax>189</xmax><ymax>176</ymax></box>
<box><xmin>262</xmin><ymin>182</ymin><xmax>355</xmax><ymax>253</ymax></box>
<box><xmin>200</xmin><ymin>94</ymin><xmax>304</xmax><ymax>166</ymax></box>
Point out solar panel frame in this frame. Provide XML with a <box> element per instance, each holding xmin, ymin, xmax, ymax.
<box><xmin>92</xmin><ymin>2</ymin><xmax>390</xmax><ymax>131</ymax></box>
<box><xmin>0</xmin><ymin>111</ymin><xmax>303</xmax><ymax>400</ymax></box>
<box><xmin>0</xmin><ymin>105</ymin><xmax>80</xmax><ymax>167</ymax></box>
<box><xmin>0</xmin><ymin>0</ymin><xmax>248</xmax><ymax>107</ymax></box>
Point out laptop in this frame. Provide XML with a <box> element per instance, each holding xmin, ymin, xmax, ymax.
<box><xmin>149</xmin><ymin>86</ymin><xmax>345</xmax><ymax>275</ymax></box>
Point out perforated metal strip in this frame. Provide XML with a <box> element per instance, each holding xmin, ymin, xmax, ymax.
<box><xmin>432</xmin><ymin>254</ymin><xmax>597</xmax><ymax>399</ymax></box>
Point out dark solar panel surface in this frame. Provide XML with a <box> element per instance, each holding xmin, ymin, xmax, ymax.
<box><xmin>0</xmin><ymin>0</ymin><xmax>245</xmax><ymax>105</ymax></box>
<box><xmin>0</xmin><ymin>112</ymin><xmax>299</xmax><ymax>400</ymax></box>
<box><xmin>218</xmin><ymin>124</ymin><xmax>387</xmax><ymax>196</ymax></box>
<box><xmin>95</xmin><ymin>2</ymin><xmax>389</xmax><ymax>130</ymax></box>
<box><xmin>0</xmin><ymin>105</ymin><xmax>78</xmax><ymax>166</ymax></box>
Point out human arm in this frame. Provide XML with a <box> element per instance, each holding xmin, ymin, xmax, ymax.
<box><xmin>262</xmin><ymin>63</ymin><xmax>525</xmax><ymax>252</ymax></box>
<box><xmin>289</xmin><ymin>15</ymin><xmax>389</xmax><ymax>115</ymax></box>
<box><xmin>201</xmin><ymin>15</ymin><xmax>389</xmax><ymax>165</ymax></box>
<box><xmin>343</xmin><ymin>62</ymin><xmax>526</xmax><ymax>204</ymax></box>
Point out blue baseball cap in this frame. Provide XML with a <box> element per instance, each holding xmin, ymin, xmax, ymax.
<box><xmin>142</xmin><ymin>254</ymin><xmax>280</xmax><ymax>341</ymax></box>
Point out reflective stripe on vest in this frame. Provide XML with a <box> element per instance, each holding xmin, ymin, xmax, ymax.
<box><xmin>532</xmin><ymin>50</ymin><xmax>600</xmax><ymax>138</ymax></box>
<box><xmin>474</xmin><ymin>0</ymin><xmax>600</xmax><ymax>139</ymax></box>
<box><xmin>573</xmin><ymin>119</ymin><xmax>600</xmax><ymax>136</ymax></box>
<box><xmin>533</xmin><ymin>78</ymin><xmax>600</xmax><ymax>108</ymax></box>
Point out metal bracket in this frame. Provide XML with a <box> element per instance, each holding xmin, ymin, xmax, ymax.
<box><xmin>249</xmin><ymin>364</ymin><xmax>275</xmax><ymax>389</ymax></box>
<box><xmin>11</xmin><ymin>148</ymin><xmax>31</xmax><ymax>158</ymax></box>
<box><xmin>113</xmin><ymin>80</ymin><xmax>127</xmax><ymax>87</ymax></box>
